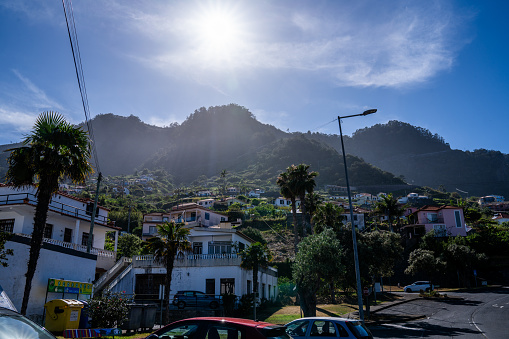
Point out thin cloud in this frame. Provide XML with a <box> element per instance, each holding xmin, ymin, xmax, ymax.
<box><xmin>0</xmin><ymin>108</ymin><xmax>37</xmax><ymax>134</ymax></box>
<box><xmin>12</xmin><ymin>70</ymin><xmax>64</xmax><ymax>110</ymax></box>
<box><xmin>125</xmin><ymin>1</ymin><xmax>468</xmax><ymax>88</ymax></box>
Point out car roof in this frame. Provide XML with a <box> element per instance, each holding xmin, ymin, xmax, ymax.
<box><xmin>177</xmin><ymin>317</ymin><xmax>283</xmax><ymax>329</ymax></box>
<box><xmin>288</xmin><ymin>317</ymin><xmax>358</xmax><ymax>323</ymax></box>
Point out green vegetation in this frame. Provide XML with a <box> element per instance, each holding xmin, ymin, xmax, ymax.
<box><xmin>5</xmin><ymin>112</ymin><xmax>93</xmax><ymax>315</ymax></box>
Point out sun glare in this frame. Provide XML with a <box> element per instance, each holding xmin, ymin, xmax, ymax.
<box><xmin>189</xmin><ymin>5</ymin><xmax>246</xmax><ymax>63</ymax></box>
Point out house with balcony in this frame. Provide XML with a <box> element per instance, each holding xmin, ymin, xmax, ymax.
<box><xmin>104</xmin><ymin>223</ymin><xmax>278</xmax><ymax>306</ymax></box>
<box><xmin>401</xmin><ymin>205</ymin><xmax>467</xmax><ymax>238</ymax></box>
<box><xmin>0</xmin><ymin>184</ymin><xmax>119</xmax><ymax>320</ymax></box>
<box><xmin>141</xmin><ymin>203</ymin><xmax>241</xmax><ymax>241</ymax></box>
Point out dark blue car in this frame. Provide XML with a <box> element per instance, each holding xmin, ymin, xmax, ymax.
<box><xmin>172</xmin><ymin>290</ymin><xmax>222</xmax><ymax>309</ymax></box>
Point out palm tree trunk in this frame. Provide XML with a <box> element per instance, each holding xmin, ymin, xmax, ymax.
<box><xmin>164</xmin><ymin>258</ymin><xmax>175</xmax><ymax>325</ymax></box>
<box><xmin>299</xmin><ymin>194</ymin><xmax>309</xmax><ymax>236</ymax></box>
<box><xmin>253</xmin><ymin>265</ymin><xmax>258</xmax><ymax>320</ymax></box>
<box><xmin>291</xmin><ymin>198</ymin><xmax>298</xmax><ymax>253</ymax></box>
<box><xmin>21</xmin><ymin>188</ymin><xmax>52</xmax><ymax>315</ymax></box>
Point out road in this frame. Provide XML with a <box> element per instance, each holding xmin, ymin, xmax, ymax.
<box><xmin>369</xmin><ymin>287</ymin><xmax>509</xmax><ymax>338</ymax></box>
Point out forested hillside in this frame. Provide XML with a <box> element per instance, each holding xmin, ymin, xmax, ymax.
<box><xmin>2</xmin><ymin>106</ymin><xmax>508</xmax><ymax>197</ymax></box>
<box><xmin>308</xmin><ymin>121</ymin><xmax>509</xmax><ymax>197</ymax></box>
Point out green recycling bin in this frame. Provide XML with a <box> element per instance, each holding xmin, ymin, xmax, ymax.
<box><xmin>44</xmin><ymin>299</ymin><xmax>83</xmax><ymax>332</ymax></box>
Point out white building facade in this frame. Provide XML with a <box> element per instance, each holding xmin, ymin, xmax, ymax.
<box><xmin>0</xmin><ymin>184</ymin><xmax>118</xmax><ymax>320</ymax></box>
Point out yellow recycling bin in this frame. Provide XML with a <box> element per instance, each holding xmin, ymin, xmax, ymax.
<box><xmin>44</xmin><ymin>299</ymin><xmax>83</xmax><ymax>332</ymax></box>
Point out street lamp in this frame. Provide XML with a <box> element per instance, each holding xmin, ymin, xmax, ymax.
<box><xmin>337</xmin><ymin>108</ymin><xmax>377</xmax><ymax>322</ymax></box>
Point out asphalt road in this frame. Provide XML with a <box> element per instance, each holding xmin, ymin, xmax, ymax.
<box><xmin>369</xmin><ymin>287</ymin><xmax>509</xmax><ymax>338</ymax></box>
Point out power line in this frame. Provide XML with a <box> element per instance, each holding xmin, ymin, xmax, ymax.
<box><xmin>62</xmin><ymin>0</ymin><xmax>100</xmax><ymax>174</ymax></box>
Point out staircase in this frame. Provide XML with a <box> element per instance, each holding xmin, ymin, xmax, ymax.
<box><xmin>93</xmin><ymin>257</ymin><xmax>132</xmax><ymax>294</ymax></box>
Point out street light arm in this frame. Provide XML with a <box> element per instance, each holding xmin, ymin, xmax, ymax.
<box><xmin>338</xmin><ymin>109</ymin><xmax>377</xmax><ymax>121</ymax></box>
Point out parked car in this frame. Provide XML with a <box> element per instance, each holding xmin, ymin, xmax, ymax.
<box><xmin>286</xmin><ymin>317</ymin><xmax>373</xmax><ymax>339</ymax></box>
<box><xmin>146</xmin><ymin>317</ymin><xmax>290</xmax><ymax>339</ymax></box>
<box><xmin>403</xmin><ymin>281</ymin><xmax>434</xmax><ymax>293</ymax></box>
<box><xmin>0</xmin><ymin>307</ymin><xmax>57</xmax><ymax>339</ymax></box>
<box><xmin>173</xmin><ymin>290</ymin><xmax>222</xmax><ymax>309</ymax></box>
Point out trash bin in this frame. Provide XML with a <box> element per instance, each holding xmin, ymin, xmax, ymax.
<box><xmin>44</xmin><ymin>299</ymin><xmax>83</xmax><ymax>333</ymax></box>
<box><xmin>140</xmin><ymin>304</ymin><xmax>157</xmax><ymax>330</ymax></box>
<box><xmin>78</xmin><ymin>300</ymin><xmax>91</xmax><ymax>329</ymax></box>
<box><xmin>120</xmin><ymin>303</ymin><xmax>143</xmax><ymax>331</ymax></box>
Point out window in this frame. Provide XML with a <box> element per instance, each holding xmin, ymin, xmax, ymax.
<box><xmin>82</xmin><ymin>232</ymin><xmax>93</xmax><ymax>246</ymax></box>
<box><xmin>205</xmin><ymin>213</ymin><xmax>210</xmax><ymax>220</ymax></box>
<box><xmin>238</xmin><ymin>242</ymin><xmax>245</xmax><ymax>252</ymax></box>
<box><xmin>427</xmin><ymin>213</ymin><xmax>438</xmax><ymax>223</ymax></box>
<box><xmin>206</xmin><ymin>279</ymin><xmax>215</xmax><ymax>296</ymax></box>
<box><xmin>268</xmin><ymin>285</ymin><xmax>271</xmax><ymax>299</ymax></box>
<box><xmin>220</xmin><ymin>217</ymin><xmax>226</xmax><ymax>222</ymax></box>
<box><xmin>159</xmin><ymin>323</ymin><xmax>200</xmax><ymax>338</ymax></box>
<box><xmin>220</xmin><ymin>278</ymin><xmax>235</xmax><ymax>294</ymax></box>
<box><xmin>193</xmin><ymin>242</ymin><xmax>203</xmax><ymax>254</ymax></box>
<box><xmin>455</xmin><ymin>210</ymin><xmax>462</xmax><ymax>228</ymax></box>
<box><xmin>149</xmin><ymin>226</ymin><xmax>157</xmax><ymax>234</ymax></box>
<box><xmin>286</xmin><ymin>320</ymin><xmax>309</xmax><ymax>337</ymax></box>
<box><xmin>206</xmin><ymin>325</ymin><xmax>243</xmax><ymax>339</ymax></box>
<box><xmin>162</xmin><ymin>217</ymin><xmax>169</xmax><ymax>222</ymax></box>
<box><xmin>279</xmin><ymin>200</ymin><xmax>284</xmax><ymax>205</ymax></box>
<box><xmin>310</xmin><ymin>320</ymin><xmax>337</xmax><ymax>337</ymax></box>
<box><xmin>64</xmin><ymin>228</ymin><xmax>73</xmax><ymax>243</ymax></box>
<box><xmin>433</xmin><ymin>224</ymin><xmax>446</xmax><ymax>237</ymax></box>
<box><xmin>0</xmin><ymin>219</ymin><xmax>14</xmax><ymax>233</ymax></box>
<box><xmin>262</xmin><ymin>283</ymin><xmax>266</xmax><ymax>299</ymax></box>
<box><xmin>43</xmin><ymin>224</ymin><xmax>53</xmax><ymax>239</ymax></box>
<box><xmin>247</xmin><ymin>280</ymin><xmax>252</xmax><ymax>294</ymax></box>
<box><xmin>208</xmin><ymin>241</ymin><xmax>232</xmax><ymax>254</ymax></box>
<box><xmin>135</xmin><ymin>274</ymin><xmax>165</xmax><ymax>300</ymax></box>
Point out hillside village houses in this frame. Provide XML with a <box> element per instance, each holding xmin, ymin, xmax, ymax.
<box><xmin>103</xmin><ymin>203</ymin><xmax>278</xmax><ymax>303</ymax></box>
<box><xmin>0</xmin><ymin>184</ymin><xmax>119</xmax><ymax>320</ymax></box>
<box><xmin>401</xmin><ymin>205</ymin><xmax>468</xmax><ymax>238</ymax></box>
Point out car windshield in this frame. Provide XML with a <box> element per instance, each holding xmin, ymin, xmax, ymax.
<box><xmin>0</xmin><ymin>310</ymin><xmax>56</xmax><ymax>339</ymax></box>
<box><xmin>345</xmin><ymin>321</ymin><xmax>373</xmax><ymax>339</ymax></box>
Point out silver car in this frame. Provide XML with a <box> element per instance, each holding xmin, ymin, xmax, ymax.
<box><xmin>403</xmin><ymin>281</ymin><xmax>434</xmax><ymax>293</ymax></box>
<box><xmin>286</xmin><ymin>317</ymin><xmax>373</xmax><ymax>339</ymax></box>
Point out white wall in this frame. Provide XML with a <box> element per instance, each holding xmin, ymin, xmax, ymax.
<box><xmin>0</xmin><ymin>240</ymin><xmax>97</xmax><ymax>322</ymax></box>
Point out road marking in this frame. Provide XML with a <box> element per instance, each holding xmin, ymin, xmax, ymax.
<box><xmin>380</xmin><ymin>323</ymin><xmax>422</xmax><ymax>331</ymax></box>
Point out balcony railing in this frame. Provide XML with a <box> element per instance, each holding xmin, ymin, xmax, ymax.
<box><xmin>133</xmin><ymin>253</ymin><xmax>241</xmax><ymax>268</ymax></box>
<box><xmin>14</xmin><ymin>233</ymin><xmax>115</xmax><ymax>258</ymax></box>
<box><xmin>0</xmin><ymin>192</ymin><xmax>108</xmax><ymax>225</ymax></box>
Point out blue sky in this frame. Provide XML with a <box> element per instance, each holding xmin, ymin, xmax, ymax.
<box><xmin>1</xmin><ymin>0</ymin><xmax>508</xmax><ymax>153</ymax></box>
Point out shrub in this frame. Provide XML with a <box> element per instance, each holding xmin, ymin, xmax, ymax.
<box><xmin>87</xmin><ymin>291</ymin><xmax>133</xmax><ymax>328</ymax></box>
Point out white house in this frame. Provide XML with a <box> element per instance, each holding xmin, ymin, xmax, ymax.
<box><xmin>106</xmin><ymin>225</ymin><xmax>278</xmax><ymax>303</ymax></box>
<box><xmin>274</xmin><ymin>197</ymin><xmax>301</xmax><ymax>208</ymax></box>
<box><xmin>197</xmin><ymin>199</ymin><xmax>215</xmax><ymax>209</ymax></box>
<box><xmin>0</xmin><ymin>184</ymin><xmax>119</xmax><ymax>321</ymax></box>
<box><xmin>141</xmin><ymin>203</ymin><xmax>242</xmax><ymax>241</ymax></box>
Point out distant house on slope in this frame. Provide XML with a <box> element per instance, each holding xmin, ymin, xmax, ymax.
<box><xmin>401</xmin><ymin>205</ymin><xmax>467</xmax><ymax>238</ymax></box>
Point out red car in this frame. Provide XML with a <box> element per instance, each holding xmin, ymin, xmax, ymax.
<box><xmin>146</xmin><ymin>317</ymin><xmax>290</xmax><ymax>339</ymax></box>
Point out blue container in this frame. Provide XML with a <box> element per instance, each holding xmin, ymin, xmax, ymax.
<box><xmin>78</xmin><ymin>300</ymin><xmax>91</xmax><ymax>329</ymax></box>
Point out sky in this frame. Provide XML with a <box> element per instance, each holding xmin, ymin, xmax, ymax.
<box><xmin>1</xmin><ymin>0</ymin><xmax>509</xmax><ymax>153</ymax></box>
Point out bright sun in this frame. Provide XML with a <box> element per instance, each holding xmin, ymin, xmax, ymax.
<box><xmin>189</xmin><ymin>6</ymin><xmax>246</xmax><ymax>63</ymax></box>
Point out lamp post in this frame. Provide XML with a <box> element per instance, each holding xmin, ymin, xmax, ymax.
<box><xmin>337</xmin><ymin>108</ymin><xmax>377</xmax><ymax>322</ymax></box>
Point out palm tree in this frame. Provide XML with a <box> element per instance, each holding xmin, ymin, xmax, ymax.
<box><xmin>276</xmin><ymin>171</ymin><xmax>298</xmax><ymax>253</ymax></box>
<box><xmin>312</xmin><ymin>202</ymin><xmax>345</xmax><ymax>234</ymax></box>
<box><xmin>220</xmin><ymin>169</ymin><xmax>228</xmax><ymax>198</ymax></box>
<box><xmin>374</xmin><ymin>194</ymin><xmax>404</xmax><ymax>232</ymax></box>
<box><xmin>145</xmin><ymin>221</ymin><xmax>191</xmax><ymax>324</ymax></box>
<box><xmin>5</xmin><ymin>112</ymin><xmax>92</xmax><ymax>315</ymax></box>
<box><xmin>290</xmin><ymin>164</ymin><xmax>318</xmax><ymax>235</ymax></box>
<box><xmin>240</xmin><ymin>242</ymin><xmax>272</xmax><ymax>320</ymax></box>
